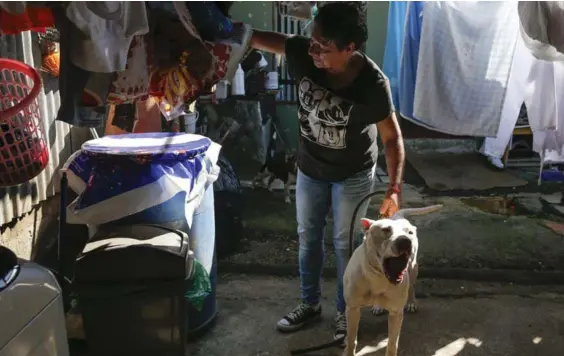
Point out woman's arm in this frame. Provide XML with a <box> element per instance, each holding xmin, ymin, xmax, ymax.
<box><xmin>250</xmin><ymin>29</ymin><xmax>291</xmax><ymax>55</ymax></box>
<box><xmin>377</xmin><ymin>112</ymin><xmax>405</xmax><ymax>191</ymax></box>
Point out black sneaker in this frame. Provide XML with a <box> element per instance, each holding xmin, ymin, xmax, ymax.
<box><xmin>334</xmin><ymin>311</ymin><xmax>347</xmax><ymax>346</ymax></box>
<box><xmin>276</xmin><ymin>303</ymin><xmax>322</xmax><ymax>332</ymax></box>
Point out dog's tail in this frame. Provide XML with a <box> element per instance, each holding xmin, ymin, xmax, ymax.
<box><xmin>391</xmin><ymin>204</ymin><xmax>443</xmax><ymax>220</ymax></box>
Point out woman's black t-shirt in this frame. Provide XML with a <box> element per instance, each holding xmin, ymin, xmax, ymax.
<box><xmin>285</xmin><ymin>36</ymin><xmax>395</xmax><ymax>182</ymax></box>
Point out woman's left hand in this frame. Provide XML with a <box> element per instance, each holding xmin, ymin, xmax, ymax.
<box><xmin>379</xmin><ymin>191</ymin><xmax>400</xmax><ymax>218</ymax></box>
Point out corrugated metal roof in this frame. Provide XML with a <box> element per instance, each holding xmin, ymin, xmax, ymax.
<box><xmin>0</xmin><ymin>31</ymin><xmax>89</xmax><ymax>226</ymax></box>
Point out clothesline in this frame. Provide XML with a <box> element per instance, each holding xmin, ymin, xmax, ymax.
<box><xmin>383</xmin><ymin>1</ymin><xmax>564</xmax><ymax>182</ymax></box>
<box><xmin>0</xmin><ymin>2</ymin><xmax>252</xmax><ymax>129</ymax></box>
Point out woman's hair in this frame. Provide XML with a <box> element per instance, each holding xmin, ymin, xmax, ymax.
<box><xmin>314</xmin><ymin>2</ymin><xmax>368</xmax><ymax>50</ymax></box>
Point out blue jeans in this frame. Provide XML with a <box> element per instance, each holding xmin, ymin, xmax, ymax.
<box><xmin>296</xmin><ymin>167</ymin><xmax>376</xmax><ymax>313</ymax></box>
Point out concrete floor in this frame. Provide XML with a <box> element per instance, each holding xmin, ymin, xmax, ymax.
<box><xmin>189</xmin><ymin>274</ymin><xmax>564</xmax><ymax>356</ymax></box>
<box><xmin>226</xmin><ymin>184</ymin><xmax>564</xmax><ymax>272</ymax></box>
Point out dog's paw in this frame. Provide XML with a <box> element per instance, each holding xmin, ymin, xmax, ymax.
<box><xmin>284</xmin><ymin>197</ymin><xmax>291</xmax><ymax>204</ymax></box>
<box><xmin>405</xmin><ymin>302</ymin><xmax>418</xmax><ymax>313</ymax></box>
<box><xmin>371</xmin><ymin>306</ymin><xmax>387</xmax><ymax>316</ymax></box>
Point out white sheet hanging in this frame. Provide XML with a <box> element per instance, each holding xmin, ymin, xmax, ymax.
<box><xmin>518</xmin><ymin>1</ymin><xmax>564</xmax><ymax>62</ymax></box>
<box><xmin>480</xmin><ymin>33</ymin><xmax>535</xmax><ymax>158</ymax></box>
<box><xmin>528</xmin><ymin>61</ymin><xmax>564</xmax><ymax>157</ymax></box>
<box><xmin>413</xmin><ymin>1</ymin><xmax>519</xmax><ymax>137</ymax></box>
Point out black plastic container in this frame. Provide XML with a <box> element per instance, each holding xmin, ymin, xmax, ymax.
<box><xmin>73</xmin><ymin>224</ymin><xmax>194</xmax><ymax>356</ymax></box>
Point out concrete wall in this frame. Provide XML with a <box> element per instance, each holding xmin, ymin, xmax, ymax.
<box><xmin>0</xmin><ymin>196</ymin><xmax>59</xmax><ymax>260</ymax></box>
<box><xmin>231</xmin><ymin>2</ymin><xmax>390</xmax><ymax>151</ymax></box>
<box><xmin>366</xmin><ymin>1</ymin><xmax>390</xmax><ymax>68</ymax></box>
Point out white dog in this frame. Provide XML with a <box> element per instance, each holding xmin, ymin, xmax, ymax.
<box><xmin>342</xmin><ymin>205</ymin><xmax>442</xmax><ymax>356</ymax></box>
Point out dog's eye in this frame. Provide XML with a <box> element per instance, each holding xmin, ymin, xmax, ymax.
<box><xmin>382</xmin><ymin>226</ymin><xmax>392</xmax><ymax>235</ymax></box>
<box><xmin>408</xmin><ymin>231</ymin><xmax>414</xmax><ymax>235</ymax></box>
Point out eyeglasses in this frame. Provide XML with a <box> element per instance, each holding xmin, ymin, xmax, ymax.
<box><xmin>308</xmin><ymin>39</ymin><xmax>333</xmax><ymax>55</ymax></box>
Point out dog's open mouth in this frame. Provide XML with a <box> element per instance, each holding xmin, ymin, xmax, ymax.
<box><xmin>383</xmin><ymin>252</ymin><xmax>410</xmax><ymax>284</ymax></box>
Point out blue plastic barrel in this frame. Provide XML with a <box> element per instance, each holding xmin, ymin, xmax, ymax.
<box><xmin>65</xmin><ymin>132</ymin><xmax>220</xmax><ymax>339</ymax></box>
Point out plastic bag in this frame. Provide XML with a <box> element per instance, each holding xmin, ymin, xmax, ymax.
<box><xmin>185</xmin><ymin>259</ymin><xmax>211</xmax><ymax>312</ymax></box>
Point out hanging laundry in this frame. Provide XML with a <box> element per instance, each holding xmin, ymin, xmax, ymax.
<box><xmin>0</xmin><ymin>5</ymin><xmax>53</xmax><ymax>34</ymax></box>
<box><xmin>53</xmin><ymin>7</ymin><xmax>112</xmax><ymax>128</ymax></box>
<box><xmin>186</xmin><ymin>2</ymin><xmax>234</xmax><ymax>41</ymax></box>
<box><xmin>107</xmin><ymin>35</ymin><xmax>151</xmax><ymax>105</ymax></box>
<box><xmin>526</xmin><ymin>61</ymin><xmax>564</xmax><ymax>156</ymax></box>
<box><xmin>398</xmin><ymin>1</ymin><xmax>426</xmax><ymax>126</ymax></box>
<box><xmin>413</xmin><ymin>2</ymin><xmax>520</xmax><ymax>137</ymax></box>
<box><xmin>65</xmin><ymin>1</ymin><xmax>149</xmax><ymax>73</ymax></box>
<box><xmin>480</xmin><ymin>34</ymin><xmax>536</xmax><ymax>167</ymax></box>
<box><xmin>383</xmin><ymin>1</ymin><xmax>408</xmax><ymax>111</ymax></box>
<box><xmin>148</xmin><ymin>22</ymin><xmax>252</xmax><ymax>108</ymax></box>
<box><xmin>147</xmin><ymin>1</ymin><xmax>215</xmax><ymax>109</ymax></box>
<box><xmin>150</xmin><ymin>2</ymin><xmax>208</xmax><ymax>71</ymax></box>
<box><xmin>518</xmin><ymin>1</ymin><xmax>564</xmax><ymax>62</ymax></box>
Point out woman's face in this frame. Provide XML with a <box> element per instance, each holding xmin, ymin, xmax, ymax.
<box><xmin>308</xmin><ymin>22</ymin><xmax>355</xmax><ymax>71</ymax></box>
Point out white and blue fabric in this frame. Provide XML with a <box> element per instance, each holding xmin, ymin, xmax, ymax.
<box><xmin>63</xmin><ymin>132</ymin><xmax>221</xmax><ymax>228</ymax></box>
<box><xmin>398</xmin><ymin>1</ymin><xmax>427</xmax><ymax>127</ymax></box>
<box><xmin>414</xmin><ymin>1</ymin><xmax>520</xmax><ymax>137</ymax></box>
<box><xmin>383</xmin><ymin>1</ymin><xmax>408</xmax><ymax>110</ymax></box>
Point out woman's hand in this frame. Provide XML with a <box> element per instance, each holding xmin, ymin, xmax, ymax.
<box><xmin>379</xmin><ymin>190</ymin><xmax>400</xmax><ymax>218</ymax></box>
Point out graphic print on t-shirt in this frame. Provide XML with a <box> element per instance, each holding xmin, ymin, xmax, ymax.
<box><xmin>298</xmin><ymin>77</ymin><xmax>354</xmax><ymax>149</ymax></box>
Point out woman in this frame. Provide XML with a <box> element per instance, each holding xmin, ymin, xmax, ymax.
<box><xmin>249</xmin><ymin>2</ymin><xmax>406</xmax><ymax>341</ymax></box>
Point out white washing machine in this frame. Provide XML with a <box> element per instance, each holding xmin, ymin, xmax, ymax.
<box><xmin>0</xmin><ymin>246</ymin><xmax>69</xmax><ymax>356</ymax></box>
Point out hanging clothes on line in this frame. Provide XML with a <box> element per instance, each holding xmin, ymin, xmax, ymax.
<box><xmin>398</xmin><ymin>1</ymin><xmax>426</xmax><ymax>127</ymax></box>
<box><xmin>65</xmin><ymin>2</ymin><xmax>149</xmax><ymax>73</ymax></box>
<box><xmin>49</xmin><ymin>1</ymin><xmax>251</xmax><ymax>128</ymax></box>
<box><xmin>413</xmin><ymin>1</ymin><xmax>520</xmax><ymax>137</ymax></box>
<box><xmin>518</xmin><ymin>1</ymin><xmax>564</xmax><ymax>62</ymax></box>
<box><xmin>480</xmin><ymin>33</ymin><xmax>536</xmax><ymax>163</ymax></box>
<box><xmin>53</xmin><ymin>6</ymin><xmax>112</xmax><ymax>128</ymax></box>
<box><xmin>382</xmin><ymin>1</ymin><xmax>408</xmax><ymax>111</ymax></box>
<box><xmin>527</xmin><ymin>60</ymin><xmax>564</xmax><ymax>156</ymax></box>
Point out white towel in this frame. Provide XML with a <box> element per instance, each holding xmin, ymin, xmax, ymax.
<box><xmin>480</xmin><ymin>31</ymin><xmax>535</xmax><ymax>158</ymax></box>
<box><xmin>414</xmin><ymin>1</ymin><xmax>519</xmax><ymax>137</ymax></box>
<box><xmin>518</xmin><ymin>1</ymin><xmax>564</xmax><ymax>62</ymax></box>
<box><xmin>528</xmin><ymin>61</ymin><xmax>564</xmax><ymax>156</ymax></box>
<box><xmin>66</xmin><ymin>1</ymin><xmax>149</xmax><ymax>73</ymax></box>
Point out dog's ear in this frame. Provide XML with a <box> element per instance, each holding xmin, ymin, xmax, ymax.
<box><xmin>360</xmin><ymin>218</ymin><xmax>376</xmax><ymax>233</ymax></box>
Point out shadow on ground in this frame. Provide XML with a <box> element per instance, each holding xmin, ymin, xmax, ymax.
<box><xmin>189</xmin><ymin>274</ymin><xmax>564</xmax><ymax>356</ymax></box>
<box><xmin>223</xmin><ymin>185</ymin><xmax>564</xmax><ymax>272</ymax></box>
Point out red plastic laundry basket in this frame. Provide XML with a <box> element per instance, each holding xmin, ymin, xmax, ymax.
<box><xmin>0</xmin><ymin>58</ymin><xmax>48</xmax><ymax>187</ymax></box>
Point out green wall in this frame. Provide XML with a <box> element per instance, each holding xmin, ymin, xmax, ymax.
<box><xmin>230</xmin><ymin>1</ymin><xmax>390</xmax><ymax>151</ymax></box>
<box><xmin>231</xmin><ymin>1</ymin><xmax>273</xmax><ymax>30</ymax></box>
<box><xmin>366</xmin><ymin>1</ymin><xmax>390</xmax><ymax>67</ymax></box>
